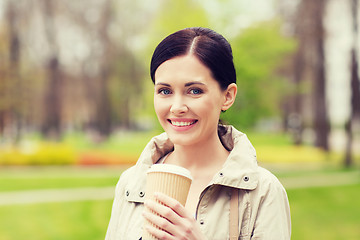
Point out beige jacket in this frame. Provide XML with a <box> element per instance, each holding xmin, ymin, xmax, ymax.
<box><xmin>105</xmin><ymin>126</ymin><xmax>291</xmax><ymax>240</ymax></box>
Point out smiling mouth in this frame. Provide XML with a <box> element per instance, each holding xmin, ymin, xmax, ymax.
<box><xmin>168</xmin><ymin>119</ymin><xmax>198</xmax><ymax>127</ymax></box>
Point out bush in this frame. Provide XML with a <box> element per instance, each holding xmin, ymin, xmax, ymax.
<box><xmin>256</xmin><ymin>145</ymin><xmax>327</xmax><ymax>163</ymax></box>
<box><xmin>77</xmin><ymin>151</ymin><xmax>138</xmax><ymax>165</ymax></box>
<box><xmin>0</xmin><ymin>141</ymin><xmax>76</xmax><ymax>165</ymax></box>
<box><xmin>0</xmin><ymin>140</ymin><xmax>138</xmax><ymax>166</ymax></box>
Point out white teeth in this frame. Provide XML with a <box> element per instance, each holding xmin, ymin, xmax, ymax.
<box><xmin>171</xmin><ymin>121</ymin><xmax>195</xmax><ymax>126</ymax></box>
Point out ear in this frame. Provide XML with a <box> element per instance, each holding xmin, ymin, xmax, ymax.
<box><xmin>221</xmin><ymin>83</ymin><xmax>237</xmax><ymax>111</ymax></box>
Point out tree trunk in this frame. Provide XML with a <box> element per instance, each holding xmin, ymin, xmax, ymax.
<box><xmin>345</xmin><ymin>0</ymin><xmax>360</xmax><ymax>167</ymax></box>
<box><xmin>313</xmin><ymin>0</ymin><xmax>330</xmax><ymax>151</ymax></box>
<box><xmin>6</xmin><ymin>1</ymin><xmax>22</xmax><ymax>143</ymax></box>
<box><xmin>42</xmin><ymin>57</ymin><xmax>62</xmax><ymax>139</ymax></box>
<box><xmin>41</xmin><ymin>0</ymin><xmax>62</xmax><ymax>139</ymax></box>
<box><xmin>291</xmin><ymin>48</ymin><xmax>305</xmax><ymax>145</ymax></box>
<box><xmin>94</xmin><ymin>70</ymin><xmax>112</xmax><ymax>136</ymax></box>
<box><xmin>93</xmin><ymin>0</ymin><xmax>113</xmax><ymax>137</ymax></box>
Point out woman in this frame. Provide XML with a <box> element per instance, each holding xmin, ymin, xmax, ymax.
<box><xmin>105</xmin><ymin>27</ymin><xmax>291</xmax><ymax>240</ymax></box>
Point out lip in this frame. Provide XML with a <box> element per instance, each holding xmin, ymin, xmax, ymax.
<box><xmin>167</xmin><ymin>118</ymin><xmax>198</xmax><ymax>131</ymax></box>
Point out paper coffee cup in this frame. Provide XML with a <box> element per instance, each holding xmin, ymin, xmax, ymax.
<box><xmin>142</xmin><ymin>164</ymin><xmax>193</xmax><ymax>240</ymax></box>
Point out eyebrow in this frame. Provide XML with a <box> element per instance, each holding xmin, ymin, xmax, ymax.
<box><xmin>184</xmin><ymin>81</ymin><xmax>205</xmax><ymax>87</ymax></box>
<box><xmin>155</xmin><ymin>82</ymin><xmax>171</xmax><ymax>87</ymax></box>
<box><xmin>155</xmin><ymin>81</ymin><xmax>205</xmax><ymax>87</ymax></box>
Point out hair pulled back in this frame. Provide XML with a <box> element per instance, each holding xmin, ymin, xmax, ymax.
<box><xmin>150</xmin><ymin>27</ymin><xmax>236</xmax><ymax>90</ymax></box>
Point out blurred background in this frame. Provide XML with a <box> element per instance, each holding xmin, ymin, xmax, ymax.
<box><xmin>0</xmin><ymin>0</ymin><xmax>359</xmax><ymax>239</ymax></box>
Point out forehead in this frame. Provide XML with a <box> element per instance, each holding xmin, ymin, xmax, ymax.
<box><xmin>154</xmin><ymin>55</ymin><xmax>215</xmax><ymax>85</ymax></box>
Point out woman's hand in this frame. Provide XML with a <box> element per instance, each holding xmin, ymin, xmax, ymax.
<box><xmin>142</xmin><ymin>192</ymin><xmax>207</xmax><ymax>240</ymax></box>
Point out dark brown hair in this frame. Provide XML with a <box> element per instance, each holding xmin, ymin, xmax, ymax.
<box><xmin>150</xmin><ymin>27</ymin><xmax>236</xmax><ymax>90</ymax></box>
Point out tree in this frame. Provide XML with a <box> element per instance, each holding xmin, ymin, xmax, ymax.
<box><xmin>40</xmin><ymin>0</ymin><xmax>62</xmax><ymax>139</ymax></box>
<box><xmin>285</xmin><ymin>0</ymin><xmax>330</xmax><ymax>150</ymax></box>
<box><xmin>224</xmin><ymin>21</ymin><xmax>296</xmax><ymax>129</ymax></box>
<box><xmin>345</xmin><ymin>0</ymin><xmax>360</xmax><ymax>167</ymax></box>
<box><xmin>0</xmin><ymin>0</ymin><xmax>156</xmax><ymax>141</ymax></box>
<box><xmin>312</xmin><ymin>0</ymin><xmax>330</xmax><ymax>151</ymax></box>
<box><xmin>3</xmin><ymin>0</ymin><xmax>22</xmax><ymax>143</ymax></box>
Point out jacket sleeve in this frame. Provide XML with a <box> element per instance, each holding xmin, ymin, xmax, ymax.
<box><xmin>251</xmin><ymin>170</ymin><xmax>291</xmax><ymax>240</ymax></box>
<box><xmin>105</xmin><ymin>169</ymin><xmax>130</xmax><ymax>240</ymax></box>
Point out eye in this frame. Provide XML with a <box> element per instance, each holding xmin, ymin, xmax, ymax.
<box><xmin>188</xmin><ymin>88</ymin><xmax>203</xmax><ymax>95</ymax></box>
<box><xmin>158</xmin><ymin>88</ymin><xmax>172</xmax><ymax>95</ymax></box>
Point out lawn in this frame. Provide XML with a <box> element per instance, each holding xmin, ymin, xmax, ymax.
<box><xmin>0</xmin><ymin>167</ymin><xmax>119</xmax><ymax>240</ymax></box>
<box><xmin>0</xmin><ymin>166</ymin><xmax>122</xmax><ymax>192</ymax></box>
<box><xmin>0</xmin><ymin>200</ymin><xmax>113</xmax><ymax>240</ymax></box>
<box><xmin>0</xmin><ymin>167</ymin><xmax>359</xmax><ymax>240</ymax></box>
<box><xmin>288</xmin><ymin>183</ymin><xmax>360</xmax><ymax>240</ymax></box>
<box><xmin>1</xmin><ymin>130</ymin><xmax>359</xmax><ymax>239</ymax></box>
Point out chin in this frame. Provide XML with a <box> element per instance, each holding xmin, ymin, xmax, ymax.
<box><xmin>168</xmin><ymin>131</ymin><xmax>209</xmax><ymax>148</ymax></box>
<box><xmin>166</xmin><ymin>133</ymin><xmax>197</xmax><ymax>146</ymax></box>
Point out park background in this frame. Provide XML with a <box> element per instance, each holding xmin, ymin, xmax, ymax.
<box><xmin>0</xmin><ymin>0</ymin><xmax>359</xmax><ymax>239</ymax></box>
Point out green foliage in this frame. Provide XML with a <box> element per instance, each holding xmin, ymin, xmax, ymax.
<box><xmin>151</xmin><ymin>0</ymin><xmax>209</xmax><ymax>39</ymax></box>
<box><xmin>142</xmin><ymin>0</ymin><xmax>210</xmax><ymax>66</ymax></box>
<box><xmin>224</xmin><ymin>20</ymin><xmax>296</xmax><ymax>129</ymax></box>
<box><xmin>169</xmin><ymin>0</ymin><xmax>207</xmax><ymax>27</ymax></box>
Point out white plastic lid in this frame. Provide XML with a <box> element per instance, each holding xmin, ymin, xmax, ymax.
<box><xmin>147</xmin><ymin>164</ymin><xmax>193</xmax><ymax>180</ymax></box>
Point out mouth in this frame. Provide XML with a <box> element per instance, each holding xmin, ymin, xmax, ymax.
<box><xmin>168</xmin><ymin>119</ymin><xmax>198</xmax><ymax>127</ymax></box>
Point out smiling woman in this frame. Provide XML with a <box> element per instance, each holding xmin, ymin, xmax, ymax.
<box><xmin>105</xmin><ymin>27</ymin><xmax>291</xmax><ymax>240</ymax></box>
<box><xmin>153</xmin><ymin>55</ymin><xmax>236</xmax><ymax>148</ymax></box>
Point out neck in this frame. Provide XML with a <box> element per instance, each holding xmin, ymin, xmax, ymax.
<box><xmin>167</xmin><ymin>131</ymin><xmax>229</xmax><ymax>174</ymax></box>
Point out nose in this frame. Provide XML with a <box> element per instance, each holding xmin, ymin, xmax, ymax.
<box><xmin>170</xmin><ymin>96</ymin><xmax>188</xmax><ymax>115</ymax></box>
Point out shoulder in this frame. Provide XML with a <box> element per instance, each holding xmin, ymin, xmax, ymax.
<box><xmin>257</xmin><ymin>167</ymin><xmax>281</xmax><ymax>184</ymax></box>
<box><xmin>115</xmin><ymin>165</ymin><xmax>137</xmax><ymax>186</ymax></box>
<box><xmin>114</xmin><ymin>163</ymin><xmax>149</xmax><ymax>203</ymax></box>
<box><xmin>255</xmin><ymin>166</ymin><xmax>287</xmax><ymax>197</ymax></box>
<box><xmin>113</xmin><ymin>166</ymin><xmax>137</xmax><ymax>195</ymax></box>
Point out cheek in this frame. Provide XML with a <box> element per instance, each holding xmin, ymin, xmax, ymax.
<box><xmin>154</xmin><ymin>98</ymin><xmax>167</xmax><ymax>119</ymax></box>
<box><xmin>195</xmin><ymin>97</ymin><xmax>222</xmax><ymax>119</ymax></box>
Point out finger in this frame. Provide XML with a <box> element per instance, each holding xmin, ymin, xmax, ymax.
<box><xmin>144</xmin><ymin>196</ymin><xmax>200</xmax><ymax>239</ymax></box>
<box><xmin>145</xmin><ymin>199</ymin><xmax>179</xmax><ymax>224</ymax></box>
<box><xmin>143</xmin><ymin>202</ymin><xmax>176</xmax><ymax>233</ymax></box>
<box><xmin>154</xmin><ymin>192</ymin><xmax>189</xmax><ymax>219</ymax></box>
<box><xmin>144</xmin><ymin>225</ymin><xmax>174</xmax><ymax>240</ymax></box>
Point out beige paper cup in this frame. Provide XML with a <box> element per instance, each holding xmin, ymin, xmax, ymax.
<box><xmin>142</xmin><ymin>164</ymin><xmax>193</xmax><ymax>240</ymax></box>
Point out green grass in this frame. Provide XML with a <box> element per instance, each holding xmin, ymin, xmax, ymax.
<box><xmin>0</xmin><ymin>166</ymin><xmax>124</xmax><ymax>192</ymax></box>
<box><xmin>288</xmin><ymin>184</ymin><xmax>360</xmax><ymax>240</ymax></box>
<box><xmin>1</xmin><ymin>130</ymin><xmax>358</xmax><ymax>239</ymax></box>
<box><xmin>0</xmin><ymin>176</ymin><xmax>119</xmax><ymax>192</ymax></box>
<box><xmin>0</xmin><ymin>200</ymin><xmax>113</xmax><ymax>240</ymax></box>
<box><xmin>273</xmin><ymin>165</ymin><xmax>360</xmax><ymax>178</ymax></box>
<box><xmin>0</xmin><ymin>166</ymin><xmax>359</xmax><ymax>240</ymax></box>
<box><xmin>62</xmin><ymin>130</ymin><xmax>158</xmax><ymax>155</ymax></box>
<box><xmin>0</xmin><ymin>183</ymin><xmax>359</xmax><ymax>240</ymax></box>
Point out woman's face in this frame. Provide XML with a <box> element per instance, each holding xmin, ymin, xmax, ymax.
<box><xmin>154</xmin><ymin>55</ymin><xmax>229</xmax><ymax>147</ymax></box>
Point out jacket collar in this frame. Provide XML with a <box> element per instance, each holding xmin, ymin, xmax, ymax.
<box><xmin>140</xmin><ymin>125</ymin><xmax>259</xmax><ymax>189</ymax></box>
<box><xmin>211</xmin><ymin>125</ymin><xmax>259</xmax><ymax>190</ymax></box>
<box><xmin>126</xmin><ymin>126</ymin><xmax>259</xmax><ymax>202</ymax></box>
